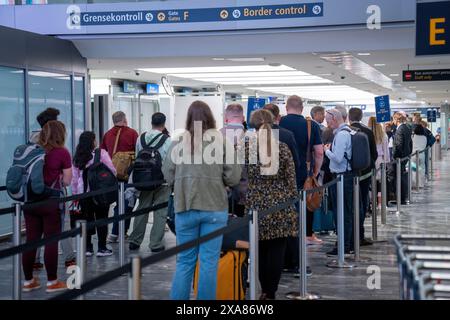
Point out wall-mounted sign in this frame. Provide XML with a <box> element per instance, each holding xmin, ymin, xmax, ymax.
<box><xmin>416</xmin><ymin>1</ymin><xmax>450</xmax><ymax>56</ymax></box>
<box><xmin>403</xmin><ymin>69</ymin><xmax>450</xmax><ymax>82</ymax></box>
<box><xmin>375</xmin><ymin>95</ymin><xmax>391</xmax><ymax>123</ymax></box>
<box><xmin>146</xmin><ymin>83</ymin><xmax>159</xmax><ymax>95</ymax></box>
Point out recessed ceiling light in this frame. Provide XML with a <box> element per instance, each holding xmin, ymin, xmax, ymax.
<box><xmin>390</xmin><ymin>74</ymin><xmax>399</xmax><ymax>77</ymax></box>
<box><xmin>113</xmin><ymin>70</ymin><xmax>118</xmax><ymax>74</ymax></box>
<box><xmin>318</xmin><ymin>73</ymin><xmax>332</xmax><ymax>76</ymax></box>
<box><xmin>140</xmin><ymin>65</ymin><xmax>295</xmax><ymax>74</ymax></box>
<box><xmin>416</xmin><ymin>90</ymin><xmax>423</xmax><ymax>93</ymax></box>
<box><xmin>226</xmin><ymin>57</ymin><xmax>265</xmax><ymax>62</ymax></box>
<box><xmin>409</xmin><ymin>86</ymin><xmax>416</xmax><ymax>89</ymax></box>
<box><xmin>374</xmin><ymin>64</ymin><xmax>386</xmax><ymax>67</ymax></box>
<box><xmin>212</xmin><ymin>58</ymin><xmax>226</xmax><ymax>61</ymax></box>
<box><xmin>357</xmin><ymin>53</ymin><xmax>371</xmax><ymax>56</ymax></box>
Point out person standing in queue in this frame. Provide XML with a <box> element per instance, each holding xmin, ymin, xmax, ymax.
<box><xmin>220</xmin><ymin>103</ymin><xmax>248</xmax><ymax>217</ymax></box>
<box><xmin>279</xmin><ymin>95</ymin><xmax>324</xmax><ymax>276</ymax></box>
<box><xmin>72</xmin><ymin>131</ymin><xmax>116</xmax><ymax>256</ymax></box>
<box><xmin>246</xmin><ymin>109</ymin><xmax>298</xmax><ymax>300</ymax></box>
<box><xmin>163</xmin><ymin>101</ymin><xmax>241</xmax><ymax>300</ymax></box>
<box><xmin>22</xmin><ymin>120</ymin><xmax>72</xmax><ymax>293</ymax></box>
<box><xmin>348</xmin><ymin>108</ymin><xmax>378</xmax><ymax>246</ymax></box>
<box><xmin>128</xmin><ymin>112</ymin><xmax>172</xmax><ymax>252</ymax></box>
<box><xmin>323</xmin><ymin>109</ymin><xmax>355</xmax><ymax>255</ymax></box>
<box><xmin>101</xmin><ymin>111</ymin><xmax>138</xmax><ymax>243</ymax></box>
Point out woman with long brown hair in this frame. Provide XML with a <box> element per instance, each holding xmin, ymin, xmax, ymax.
<box><xmin>163</xmin><ymin>101</ymin><xmax>241</xmax><ymax>300</ymax></box>
<box><xmin>368</xmin><ymin>116</ymin><xmax>390</xmax><ymax>207</ymax></box>
<box><xmin>246</xmin><ymin>109</ymin><xmax>298</xmax><ymax>300</ymax></box>
<box><xmin>22</xmin><ymin>120</ymin><xmax>72</xmax><ymax>293</ymax></box>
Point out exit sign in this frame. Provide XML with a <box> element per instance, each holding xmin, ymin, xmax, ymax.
<box><xmin>416</xmin><ymin>1</ymin><xmax>450</xmax><ymax>56</ymax></box>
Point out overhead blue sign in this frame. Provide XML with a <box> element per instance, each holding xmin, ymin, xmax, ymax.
<box><xmin>77</xmin><ymin>3</ymin><xmax>323</xmax><ymax>26</ymax></box>
<box><xmin>247</xmin><ymin>97</ymin><xmax>266</xmax><ymax>127</ymax></box>
<box><xmin>146</xmin><ymin>83</ymin><xmax>159</xmax><ymax>95</ymax></box>
<box><xmin>123</xmin><ymin>80</ymin><xmax>141</xmax><ymax>94</ymax></box>
<box><xmin>416</xmin><ymin>1</ymin><xmax>450</xmax><ymax>56</ymax></box>
<box><xmin>375</xmin><ymin>95</ymin><xmax>391</xmax><ymax>123</ymax></box>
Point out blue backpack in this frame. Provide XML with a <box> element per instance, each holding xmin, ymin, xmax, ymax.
<box><xmin>6</xmin><ymin>143</ymin><xmax>47</xmax><ymax>202</ymax></box>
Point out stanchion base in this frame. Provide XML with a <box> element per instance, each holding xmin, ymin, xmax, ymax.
<box><xmin>326</xmin><ymin>260</ymin><xmax>355</xmax><ymax>268</ymax></box>
<box><xmin>286</xmin><ymin>291</ymin><xmax>321</xmax><ymax>300</ymax></box>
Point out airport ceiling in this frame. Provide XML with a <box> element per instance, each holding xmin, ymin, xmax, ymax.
<box><xmin>89</xmin><ymin>49</ymin><xmax>450</xmax><ymax>106</ymax></box>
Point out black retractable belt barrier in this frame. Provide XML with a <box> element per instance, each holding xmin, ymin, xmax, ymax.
<box><xmin>0</xmin><ymin>206</ymin><xmax>15</xmax><ymax>216</ymax></box>
<box><xmin>0</xmin><ymin>186</ymin><xmax>7</xmax><ymax>191</ymax></box>
<box><xmin>0</xmin><ymin>227</ymin><xmax>81</xmax><ymax>260</ymax></box>
<box><xmin>52</xmin><ymin>196</ymin><xmax>300</xmax><ymax>300</ymax></box>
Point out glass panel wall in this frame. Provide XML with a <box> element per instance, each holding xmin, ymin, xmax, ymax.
<box><xmin>28</xmin><ymin>71</ymin><xmax>73</xmax><ymax>153</ymax></box>
<box><xmin>74</xmin><ymin>76</ymin><xmax>85</xmax><ymax>145</ymax></box>
<box><xmin>0</xmin><ymin>66</ymin><xmax>25</xmax><ymax>235</ymax></box>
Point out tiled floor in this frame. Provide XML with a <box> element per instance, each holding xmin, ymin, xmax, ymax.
<box><xmin>1</xmin><ymin>151</ymin><xmax>449</xmax><ymax>300</ymax></box>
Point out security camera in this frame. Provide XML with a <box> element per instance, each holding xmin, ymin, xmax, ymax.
<box><xmin>135</xmin><ymin>70</ymin><xmax>141</xmax><ymax>76</ymax></box>
<box><xmin>340</xmin><ymin>76</ymin><xmax>346</xmax><ymax>80</ymax></box>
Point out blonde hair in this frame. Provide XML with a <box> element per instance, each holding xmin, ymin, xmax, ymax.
<box><xmin>368</xmin><ymin>116</ymin><xmax>384</xmax><ymax>145</ymax></box>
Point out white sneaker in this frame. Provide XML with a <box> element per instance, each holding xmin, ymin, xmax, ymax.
<box><xmin>97</xmin><ymin>249</ymin><xmax>113</xmax><ymax>257</ymax></box>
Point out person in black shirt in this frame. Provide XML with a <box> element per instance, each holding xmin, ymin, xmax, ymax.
<box><xmin>348</xmin><ymin>108</ymin><xmax>378</xmax><ymax>246</ymax></box>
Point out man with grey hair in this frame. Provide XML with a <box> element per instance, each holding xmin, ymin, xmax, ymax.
<box><xmin>310</xmin><ymin>105</ymin><xmax>326</xmax><ymax>131</ymax></box>
<box><xmin>335</xmin><ymin>105</ymin><xmax>348</xmax><ymax>122</ymax></box>
<box><xmin>220</xmin><ymin>103</ymin><xmax>247</xmax><ymax>217</ymax></box>
<box><xmin>102</xmin><ymin>111</ymin><xmax>139</xmax><ymax>243</ymax></box>
<box><xmin>323</xmin><ymin>108</ymin><xmax>354</xmax><ymax>255</ymax></box>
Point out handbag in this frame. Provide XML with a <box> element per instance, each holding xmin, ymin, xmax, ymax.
<box><xmin>111</xmin><ymin>128</ymin><xmax>135</xmax><ymax>181</ymax></box>
<box><xmin>303</xmin><ymin>118</ymin><xmax>323</xmax><ymax>212</ymax></box>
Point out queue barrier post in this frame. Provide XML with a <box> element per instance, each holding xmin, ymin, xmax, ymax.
<box><xmin>119</xmin><ymin>182</ymin><xmax>125</xmax><ymax>267</ymax></box>
<box><xmin>249</xmin><ymin>209</ymin><xmax>259</xmax><ymax>300</ymax></box>
<box><xmin>128</xmin><ymin>255</ymin><xmax>142</xmax><ymax>300</ymax></box>
<box><xmin>75</xmin><ymin>220</ymin><xmax>87</xmax><ymax>300</ymax></box>
<box><xmin>353</xmin><ymin>176</ymin><xmax>361</xmax><ymax>260</ymax></box>
<box><xmin>12</xmin><ymin>203</ymin><xmax>21</xmax><ymax>300</ymax></box>
<box><xmin>408</xmin><ymin>158</ymin><xmax>412</xmax><ymax>203</ymax></box>
<box><xmin>286</xmin><ymin>191</ymin><xmax>320</xmax><ymax>300</ymax></box>
<box><xmin>371</xmin><ymin>169</ymin><xmax>378</xmax><ymax>241</ymax></box>
<box><xmin>396</xmin><ymin>158</ymin><xmax>402</xmax><ymax>215</ymax></box>
<box><xmin>415</xmin><ymin>151</ymin><xmax>420</xmax><ymax>190</ymax></box>
<box><xmin>327</xmin><ymin>174</ymin><xmax>354</xmax><ymax>269</ymax></box>
<box><xmin>380</xmin><ymin>163</ymin><xmax>387</xmax><ymax>225</ymax></box>
<box><xmin>430</xmin><ymin>147</ymin><xmax>434</xmax><ymax>181</ymax></box>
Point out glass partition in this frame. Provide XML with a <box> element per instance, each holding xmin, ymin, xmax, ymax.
<box><xmin>28</xmin><ymin>71</ymin><xmax>73</xmax><ymax>153</ymax></box>
<box><xmin>0</xmin><ymin>66</ymin><xmax>25</xmax><ymax>235</ymax></box>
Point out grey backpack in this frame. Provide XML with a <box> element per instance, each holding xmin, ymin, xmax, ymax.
<box><xmin>6</xmin><ymin>143</ymin><xmax>46</xmax><ymax>202</ymax></box>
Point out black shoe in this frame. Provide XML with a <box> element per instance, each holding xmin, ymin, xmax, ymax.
<box><xmin>151</xmin><ymin>246</ymin><xmax>165</xmax><ymax>253</ymax></box>
<box><xmin>360</xmin><ymin>238</ymin><xmax>373</xmax><ymax>246</ymax></box>
<box><xmin>129</xmin><ymin>243</ymin><xmax>140</xmax><ymax>251</ymax></box>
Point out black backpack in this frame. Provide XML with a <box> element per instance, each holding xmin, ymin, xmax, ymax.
<box><xmin>342</xmin><ymin>127</ymin><xmax>371</xmax><ymax>172</ymax></box>
<box><xmin>132</xmin><ymin>132</ymin><xmax>169</xmax><ymax>191</ymax></box>
<box><xmin>83</xmin><ymin>149</ymin><xmax>118</xmax><ymax>206</ymax></box>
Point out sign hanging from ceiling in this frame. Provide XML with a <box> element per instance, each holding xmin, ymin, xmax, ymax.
<box><xmin>247</xmin><ymin>97</ymin><xmax>267</xmax><ymax>128</ymax></box>
<box><xmin>403</xmin><ymin>69</ymin><xmax>450</xmax><ymax>82</ymax></box>
<box><xmin>416</xmin><ymin>1</ymin><xmax>450</xmax><ymax>56</ymax></box>
<box><xmin>73</xmin><ymin>3</ymin><xmax>323</xmax><ymax>27</ymax></box>
<box><xmin>375</xmin><ymin>95</ymin><xmax>391</xmax><ymax>123</ymax></box>
<box><xmin>427</xmin><ymin>109</ymin><xmax>438</xmax><ymax>123</ymax></box>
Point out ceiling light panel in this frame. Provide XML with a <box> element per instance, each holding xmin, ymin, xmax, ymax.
<box><xmin>170</xmin><ymin>71</ymin><xmax>312</xmax><ymax>78</ymax></box>
<box><xmin>209</xmin><ymin>79</ymin><xmax>334</xmax><ymax>85</ymax></box>
<box><xmin>140</xmin><ymin>65</ymin><xmax>295</xmax><ymax>74</ymax></box>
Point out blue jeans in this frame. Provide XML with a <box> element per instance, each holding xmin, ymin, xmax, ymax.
<box><xmin>170</xmin><ymin>210</ymin><xmax>228</xmax><ymax>300</ymax></box>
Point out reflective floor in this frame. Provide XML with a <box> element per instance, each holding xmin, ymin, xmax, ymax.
<box><xmin>1</xmin><ymin>151</ymin><xmax>449</xmax><ymax>300</ymax></box>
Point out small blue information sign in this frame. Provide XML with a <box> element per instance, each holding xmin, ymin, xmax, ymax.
<box><xmin>375</xmin><ymin>95</ymin><xmax>391</xmax><ymax>123</ymax></box>
<box><xmin>427</xmin><ymin>108</ymin><xmax>437</xmax><ymax>123</ymax></box>
<box><xmin>247</xmin><ymin>97</ymin><xmax>266</xmax><ymax>127</ymax></box>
